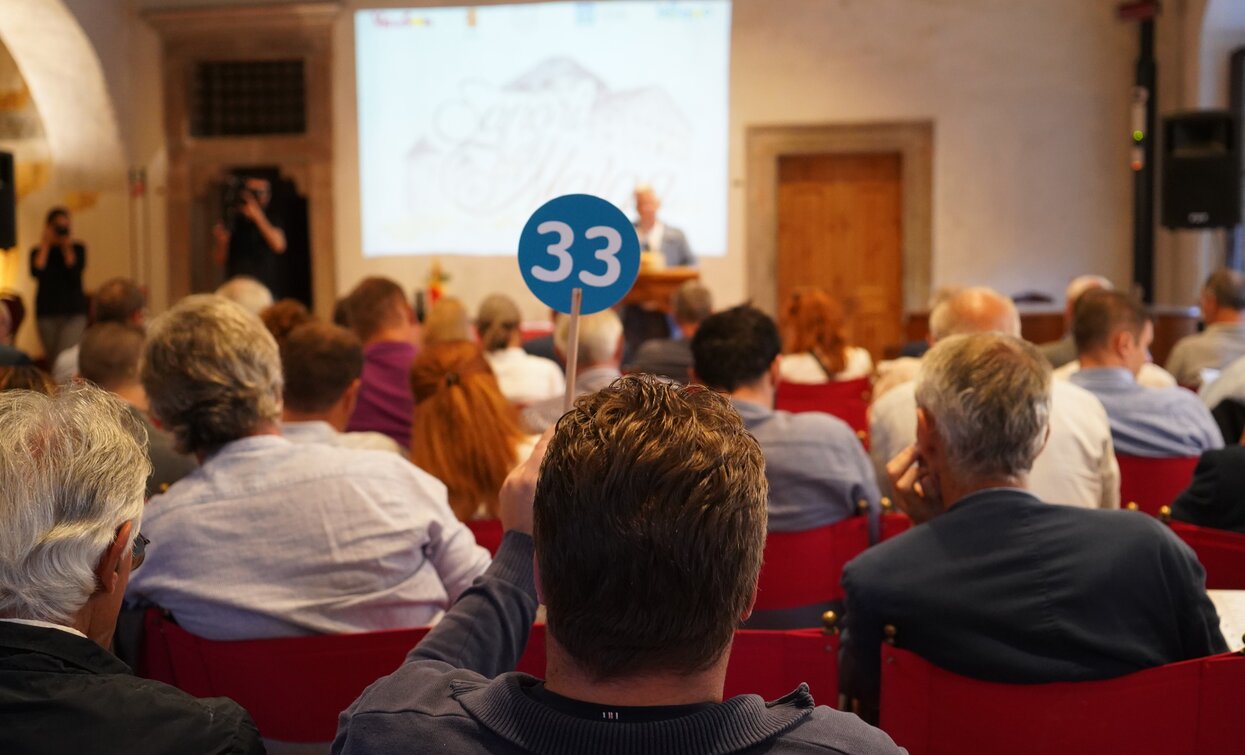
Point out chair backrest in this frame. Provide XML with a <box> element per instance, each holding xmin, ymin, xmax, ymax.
<box><xmin>143</xmin><ymin>610</ymin><xmax>842</xmax><ymax>742</ymax></box>
<box><xmin>1167</xmin><ymin>519</ymin><xmax>1245</xmax><ymax>590</ymax></box>
<box><xmin>880</xmin><ymin>506</ymin><xmax>913</xmax><ymax>542</ymax></box>
<box><xmin>879</xmin><ymin>643</ymin><xmax>1245</xmax><ymax>755</ymax></box>
<box><xmin>1116</xmin><ymin>454</ymin><xmax>1199</xmax><ymax>516</ymax></box>
<box><xmin>775</xmin><ymin>377</ymin><xmax>871</xmax><ymax>442</ymax></box>
<box><xmin>142</xmin><ymin>609</ymin><xmax>545</xmax><ymax>743</ymax></box>
<box><xmin>754</xmin><ymin>512</ymin><xmax>871</xmax><ymax>611</ymax></box>
<box><xmin>466</xmin><ymin>518</ymin><xmax>504</xmax><ymax>556</ymax></box>
<box><xmin>724</xmin><ymin>627</ymin><xmax>840</xmax><ymax>705</ymax></box>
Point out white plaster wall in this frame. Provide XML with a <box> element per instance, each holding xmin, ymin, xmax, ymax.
<box><xmin>91</xmin><ymin>0</ymin><xmax>1203</xmax><ymax>323</ymax></box>
<box><xmin>331</xmin><ymin>0</ymin><xmax>1141</xmax><ymax>321</ymax></box>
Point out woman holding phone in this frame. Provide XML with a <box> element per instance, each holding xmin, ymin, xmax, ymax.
<box><xmin>29</xmin><ymin>207</ymin><xmax>88</xmax><ymax>364</ymax></box>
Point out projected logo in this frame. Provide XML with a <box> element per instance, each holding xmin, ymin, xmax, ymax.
<box><xmin>403</xmin><ymin>57</ymin><xmax>691</xmax><ymax>228</ymax></box>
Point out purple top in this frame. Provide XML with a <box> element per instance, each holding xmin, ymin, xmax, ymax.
<box><xmin>348</xmin><ymin>340</ymin><xmax>418</xmax><ymax>448</ymax></box>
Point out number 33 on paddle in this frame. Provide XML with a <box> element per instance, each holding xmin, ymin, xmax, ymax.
<box><xmin>518</xmin><ymin>194</ymin><xmax>641</xmax><ymax>412</ymax></box>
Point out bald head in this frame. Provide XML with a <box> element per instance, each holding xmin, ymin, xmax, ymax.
<box><xmin>928</xmin><ymin>287</ymin><xmax>1020</xmax><ymax>342</ymax></box>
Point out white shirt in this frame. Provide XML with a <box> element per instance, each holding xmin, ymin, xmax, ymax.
<box><xmin>869</xmin><ymin>379</ymin><xmax>1119</xmax><ymax>509</ymax></box>
<box><xmin>281</xmin><ymin>420</ymin><xmax>404</xmax><ymax>456</ymax></box>
<box><xmin>126</xmin><ymin>436</ymin><xmax>490</xmax><ymax>640</ymax></box>
<box><xmin>485</xmin><ymin>346</ymin><xmax>566</xmax><ymax>406</ymax></box>
<box><xmin>871</xmin><ymin>356</ymin><xmax>922</xmax><ymax>402</ymax></box>
<box><xmin>1053</xmin><ymin>359</ymin><xmax>1177</xmax><ymax>389</ymax></box>
<box><xmin>1201</xmin><ymin>353</ymin><xmax>1245</xmax><ymax>409</ymax></box>
<box><xmin>778</xmin><ymin>348</ymin><xmax>874</xmax><ymax>383</ymax></box>
<box><xmin>0</xmin><ymin>617</ymin><xmax>86</xmax><ymax>638</ymax></box>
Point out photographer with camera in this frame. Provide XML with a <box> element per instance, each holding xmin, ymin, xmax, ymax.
<box><xmin>30</xmin><ymin>207</ymin><xmax>88</xmax><ymax>364</ymax></box>
<box><xmin>212</xmin><ymin>175</ymin><xmax>288</xmax><ymax>297</ymax></box>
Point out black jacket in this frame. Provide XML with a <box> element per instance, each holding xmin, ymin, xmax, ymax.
<box><xmin>0</xmin><ymin>622</ymin><xmax>263</xmax><ymax>754</ymax></box>
<box><xmin>841</xmin><ymin>488</ymin><xmax>1227</xmax><ymax>719</ymax></box>
<box><xmin>1172</xmin><ymin>446</ymin><xmax>1245</xmax><ymax>534</ymax></box>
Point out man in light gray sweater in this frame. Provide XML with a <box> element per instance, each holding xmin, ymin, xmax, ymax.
<box><xmin>334</xmin><ymin>376</ymin><xmax>903</xmax><ymax>755</ymax></box>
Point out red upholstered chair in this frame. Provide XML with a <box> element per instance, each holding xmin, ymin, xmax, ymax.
<box><xmin>1116</xmin><ymin>454</ymin><xmax>1199</xmax><ymax>516</ymax></box>
<box><xmin>754</xmin><ymin>505</ymin><xmax>871</xmax><ymax>612</ymax></box>
<box><xmin>466</xmin><ymin>518</ymin><xmax>504</xmax><ymax>556</ymax></box>
<box><xmin>724</xmin><ymin>621</ymin><xmax>841</xmax><ymax>705</ymax></box>
<box><xmin>879</xmin><ymin>637</ymin><xmax>1245</xmax><ymax>755</ymax></box>
<box><xmin>518</xmin><ymin>321</ymin><xmax>554</xmax><ymax>343</ymax></box>
<box><xmin>1160</xmin><ymin>507</ymin><xmax>1245</xmax><ymax>590</ymax></box>
<box><xmin>879</xmin><ymin>498</ymin><xmax>913</xmax><ymax>541</ymax></box>
<box><xmin>141</xmin><ymin>610</ymin><xmax>547</xmax><ymax>743</ymax></box>
<box><xmin>775</xmin><ymin>377</ymin><xmax>872</xmax><ymax>448</ymax></box>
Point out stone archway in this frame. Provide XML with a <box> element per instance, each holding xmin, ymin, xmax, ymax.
<box><xmin>0</xmin><ymin>0</ymin><xmax>125</xmax><ymax>192</ymax></box>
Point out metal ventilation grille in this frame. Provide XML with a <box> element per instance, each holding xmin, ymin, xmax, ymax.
<box><xmin>191</xmin><ymin>59</ymin><xmax>306</xmax><ymax>137</ymax></box>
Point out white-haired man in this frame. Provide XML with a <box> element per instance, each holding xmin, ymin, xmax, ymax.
<box><xmin>842</xmin><ymin>333</ymin><xmax>1226</xmax><ymax>723</ymax></box>
<box><xmin>0</xmin><ymin>386</ymin><xmax>262</xmax><ymax>753</ymax></box>
<box><xmin>125</xmin><ymin>295</ymin><xmax>489</xmax><ymax>640</ymax></box>
<box><xmin>520</xmin><ymin>309</ymin><xmax>623</xmax><ymax>433</ymax></box>
<box><xmin>870</xmin><ymin>287</ymin><xmax>1120</xmax><ymax>509</ymax></box>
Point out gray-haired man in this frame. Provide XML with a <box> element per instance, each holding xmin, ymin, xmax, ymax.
<box><xmin>842</xmin><ymin>333</ymin><xmax>1226</xmax><ymax>723</ymax></box>
<box><xmin>125</xmin><ymin>294</ymin><xmax>489</xmax><ymax>641</ymax></box>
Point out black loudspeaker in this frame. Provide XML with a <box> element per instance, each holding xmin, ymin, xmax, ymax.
<box><xmin>1161</xmin><ymin>111</ymin><xmax>1241</xmax><ymax>228</ymax></box>
<box><xmin>0</xmin><ymin>152</ymin><xmax>14</xmax><ymax>249</ymax></box>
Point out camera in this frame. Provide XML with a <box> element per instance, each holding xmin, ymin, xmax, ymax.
<box><xmin>221</xmin><ymin>177</ymin><xmax>259</xmax><ymax>223</ymax></box>
<box><xmin>53</xmin><ymin>224</ymin><xmax>70</xmax><ymax>239</ymax></box>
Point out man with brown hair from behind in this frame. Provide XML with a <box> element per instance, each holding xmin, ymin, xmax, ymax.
<box><xmin>335</xmin><ymin>376</ymin><xmax>903</xmax><ymax>754</ymax></box>
<box><xmin>280</xmin><ymin>321</ymin><xmax>404</xmax><ymax>456</ymax></box>
<box><xmin>342</xmin><ymin>277</ymin><xmax>421</xmax><ymax>448</ymax></box>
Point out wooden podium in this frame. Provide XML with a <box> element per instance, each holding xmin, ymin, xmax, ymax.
<box><xmin>622</xmin><ymin>267</ymin><xmax>699</xmax><ymax>313</ymax></box>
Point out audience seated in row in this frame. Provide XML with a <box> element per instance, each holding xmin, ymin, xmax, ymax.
<box><xmin>778</xmin><ymin>286</ymin><xmax>873</xmax><ymax>384</ymax></box>
<box><xmin>0</xmin><ymin>303</ymin><xmax>30</xmax><ymax>367</ymax></box>
<box><xmin>871</xmin><ymin>287</ymin><xmax>1120</xmax><ymax>509</ymax></box>
<box><xmin>477</xmin><ymin>293</ymin><xmax>565</xmax><ymax>405</ymax></box>
<box><xmin>1200</xmin><ymin>349</ymin><xmax>1245</xmax><ymax>414</ymax></box>
<box><xmin>624</xmin><ymin>280</ymin><xmax>713</xmax><ymax>384</ymax></box>
<box><xmin>259</xmin><ymin>297</ymin><xmax>315</xmax><ymax>343</ymax></box>
<box><xmin>1171</xmin><ymin>444</ymin><xmax>1245</xmax><ymax>534</ymax></box>
<box><xmin>841</xmin><ymin>332</ymin><xmax>1226</xmax><ymax>723</ymax></box>
<box><xmin>1038</xmin><ymin>274</ymin><xmax>1112</xmax><ymax>369</ymax></box>
<box><xmin>1069</xmin><ymin>289</ymin><xmax>1222</xmax><ymax>458</ymax></box>
<box><xmin>341</xmin><ymin>276</ymin><xmax>421</xmax><ymax>448</ymax></box>
<box><xmin>691</xmin><ymin>305</ymin><xmax>880</xmax><ymax>538</ymax></box>
<box><xmin>0</xmin><ymin>386</ymin><xmax>264</xmax><ymax>753</ymax></box>
<box><xmin>77</xmin><ymin>322</ymin><xmax>197</xmax><ymax>497</ymax></box>
<box><xmin>520</xmin><ymin>309</ymin><xmax>623</xmax><ymax>434</ymax></box>
<box><xmin>214</xmin><ymin>275</ymin><xmax>274</xmax><ymax>317</ymax></box>
<box><xmin>125</xmin><ymin>295</ymin><xmax>488</xmax><ymax>640</ymax></box>
<box><xmin>1166</xmin><ymin>269</ymin><xmax>1245</xmax><ymax>389</ymax></box>
<box><xmin>0</xmin><ymin>364</ymin><xmax>54</xmax><ymax>393</ymax></box>
<box><xmin>1041</xmin><ymin>274</ymin><xmax>1177</xmax><ymax>388</ymax></box>
<box><xmin>52</xmin><ymin>276</ymin><xmax>146</xmax><ymax>384</ymax></box>
<box><xmin>335</xmin><ymin>376</ymin><xmax>903</xmax><ymax>754</ymax></box>
<box><xmin>410</xmin><ymin>339</ymin><xmax>535</xmax><ymax>522</ymax></box>
<box><xmin>279</xmin><ymin>321</ymin><xmax>404</xmax><ymax>455</ymax></box>
<box><xmin>423</xmin><ymin>296</ymin><xmax>471</xmax><ymax>344</ymax></box>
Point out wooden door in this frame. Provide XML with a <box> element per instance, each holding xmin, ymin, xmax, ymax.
<box><xmin>777</xmin><ymin>153</ymin><xmax>903</xmax><ymax>361</ymax></box>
